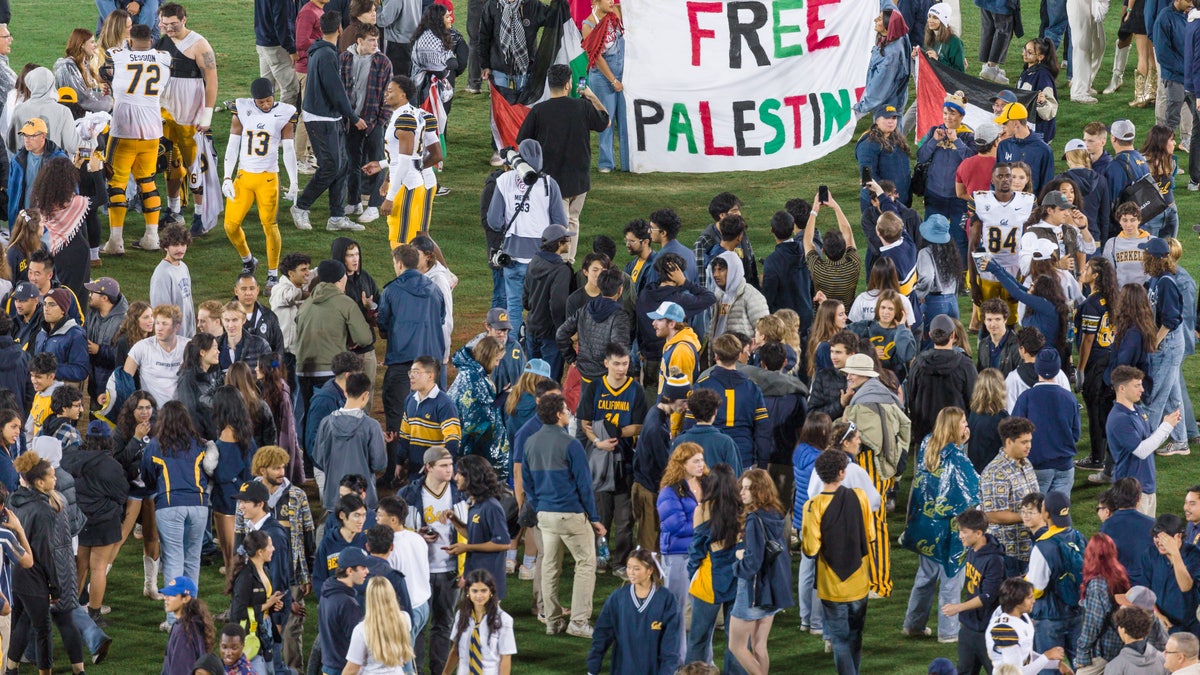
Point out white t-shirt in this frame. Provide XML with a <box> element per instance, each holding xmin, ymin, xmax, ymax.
<box><xmin>847</xmin><ymin>289</ymin><xmax>917</xmax><ymax>327</ymax></box>
<box><xmin>388</xmin><ymin>529</ymin><xmax>432</xmax><ymax>608</ymax></box>
<box><xmin>346</xmin><ymin>618</ymin><xmax>412</xmax><ymax>674</ymax></box>
<box><xmin>807</xmin><ymin>461</ymin><xmax>882</xmax><ymax>511</ymax></box>
<box><xmin>127</xmin><ymin>335</ymin><xmax>190</xmax><ymax>405</ymax></box>
<box><xmin>452</xmin><ymin>610</ymin><xmax>517</xmax><ymax>675</ymax></box>
<box><xmin>419</xmin><ymin>483</ymin><xmax>457</xmax><ymax>574</ymax></box>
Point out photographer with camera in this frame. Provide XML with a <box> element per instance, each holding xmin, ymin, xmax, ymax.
<box><xmin>486</xmin><ymin>138</ymin><xmax>569</xmax><ymax>343</ymax></box>
<box><xmin>517</xmin><ymin>63</ymin><xmax>610</xmax><ymax>265</ymax></box>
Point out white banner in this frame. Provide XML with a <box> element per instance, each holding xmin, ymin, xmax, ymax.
<box><xmin>622</xmin><ymin>0</ymin><xmax>877</xmax><ymax>173</ymax></box>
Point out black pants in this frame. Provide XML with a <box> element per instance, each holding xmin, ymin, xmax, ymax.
<box><xmin>382</xmin><ymin>361</ymin><xmax>413</xmax><ymax>477</ymax></box>
<box><xmin>9</xmin><ymin>591</ymin><xmax>52</xmax><ymax>668</ymax></box>
<box><xmin>298</xmin><ymin>120</ymin><xmax>348</xmax><ymax>217</ymax></box>
<box><xmin>386</xmin><ymin>41</ymin><xmax>412</xmax><ymax>83</ymax></box>
<box><xmin>1083</xmin><ymin>352</ymin><xmax>1114</xmax><ymax>463</ymax></box>
<box><xmin>466</xmin><ymin>0</ymin><xmax>485</xmax><ymax>88</ymax></box>
<box><xmin>956</xmin><ymin>626</ymin><xmax>992</xmax><ymax>675</ymax></box>
<box><xmin>346</xmin><ymin>125</ymin><xmax>385</xmax><ymax>209</ymax></box>
<box><xmin>414</xmin><ymin>570</ymin><xmax>458</xmax><ymax>675</ymax></box>
<box><xmin>595</xmin><ymin>487</ymin><xmax>633</xmax><ymax>564</ymax></box>
<box><xmin>82</xmin><ymin>167</ymin><xmax>105</xmax><ymax>247</ymax></box>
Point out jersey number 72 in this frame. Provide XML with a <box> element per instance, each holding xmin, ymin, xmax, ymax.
<box><xmin>125</xmin><ymin>63</ymin><xmax>162</xmax><ymax>96</ymax></box>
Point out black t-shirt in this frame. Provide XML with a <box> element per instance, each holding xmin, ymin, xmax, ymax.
<box><xmin>517</xmin><ymin>96</ymin><xmax>610</xmax><ymax>198</ymax></box>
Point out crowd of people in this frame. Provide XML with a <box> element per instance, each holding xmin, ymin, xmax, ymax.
<box><xmin>0</xmin><ymin>0</ymin><xmax>1195</xmax><ymax>673</ymax></box>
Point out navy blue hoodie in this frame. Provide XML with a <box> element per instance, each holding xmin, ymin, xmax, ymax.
<box><xmin>302</xmin><ymin>38</ymin><xmax>359</xmax><ymax>122</ymax></box>
<box><xmin>318</xmin><ymin>578</ymin><xmax>363</xmax><ymax>671</ymax></box>
<box><xmin>761</xmin><ymin>239</ymin><xmax>814</xmax><ymax>329</ymax></box>
<box><xmin>1060</xmin><ymin>167</ymin><xmax>1111</xmax><ymax>240</ymax></box>
<box><xmin>961</xmin><ymin>534</ymin><xmax>1006</xmax><ymax>632</ymax></box>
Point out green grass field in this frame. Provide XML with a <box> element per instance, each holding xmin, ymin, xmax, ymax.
<box><xmin>10</xmin><ymin>0</ymin><xmax>1200</xmax><ymax>672</ymax></box>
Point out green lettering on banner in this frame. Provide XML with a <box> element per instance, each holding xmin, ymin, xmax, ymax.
<box><xmin>819</xmin><ymin>89</ymin><xmax>852</xmax><ymax>142</ymax></box>
<box><xmin>668</xmin><ymin>103</ymin><xmax>698</xmax><ymax>153</ymax></box>
<box><xmin>772</xmin><ymin>0</ymin><xmax>806</xmax><ymax>60</ymax></box>
<box><xmin>759</xmin><ymin>98</ymin><xmax>785</xmax><ymax>154</ymax></box>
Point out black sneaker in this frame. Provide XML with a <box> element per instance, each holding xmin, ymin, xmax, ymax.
<box><xmin>241</xmin><ymin>257</ymin><xmax>259</xmax><ymax>276</ymax></box>
<box><xmin>1075</xmin><ymin>457</ymin><xmax>1105</xmax><ymax>471</ymax></box>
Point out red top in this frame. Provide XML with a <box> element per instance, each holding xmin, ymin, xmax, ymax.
<box><xmin>295</xmin><ymin>1</ymin><xmax>325</xmax><ymax>74</ymax></box>
<box><xmin>955</xmin><ymin>154</ymin><xmax>998</xmax><ymax>197</ymax></box>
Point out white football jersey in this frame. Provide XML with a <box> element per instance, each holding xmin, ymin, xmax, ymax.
<box><xmin>420</xmin><ymin>123</ymin><xmax>440</xmax><ymax>189</ymax></box>
<box><xmin>385</xmin><ymin>103</ymin><xmax>431</xmax><ymax>190</ymax></box>
<box><xmin>108</xmin><ymin>47</ymin><xmax>172</xmax><ymax>139</ymax></box>
<box><xmin>986</xmin><ymin>608</ymin><xmax>1053</xmax><ymax>672</ymax></box>
<box><xmin>232</xmin><ymin>99</ymin><xmax>296</xmax><ymax>174</ymax></box>
<box><xmin>974</xmin><ymin>190</ymin><xmax>1034</xmax><ymax>280</ymax></box>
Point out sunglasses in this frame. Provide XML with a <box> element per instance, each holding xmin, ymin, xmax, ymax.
<box><xmin>840</xmin><ymin>421</ymin><xmax>857</xmax><ymax>444</ymax></box>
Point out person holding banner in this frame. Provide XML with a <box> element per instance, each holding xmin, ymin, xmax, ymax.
<box><xmin>581</xmin><ymin>0</ymin><xmax>624</xmax><ymax>174</ymax></box>
<box><xmin>852</xmin><ymin>4</ymin><xmax>912</xmax><ymax>128</ymax></box>
<box><xmin>477</xmin><ymin>0</ymin><xmax>556</xmax><ymax>93</ymax></box>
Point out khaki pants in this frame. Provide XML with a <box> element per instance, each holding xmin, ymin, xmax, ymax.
<box><xmin>257</xmin><ymin>45</ymin><xmax>300</xmax><ymax>108</ymax></box>
<box><xmin>1137</xmin><ymin>492</ymin><xmax>1157</xmax><ymax>518</ymax></box>
<box><xmin>631</xmin><ymin>482</ymin><xmax>660</xmax><ymax>553</ymax></box>
<box><xmin>282</xmin><ymin>584</ymin><xmax>305</xmax><ymax>669</ymax></box>
<box><xmin>1075</xmin><ymin>658</ymin><xmax>1107</xmax><ymax>675</ymax></box>
<box><xmin>537</xmin><ymin>511</ymin><xmax>596</xmax><ymax>626</ymax></box>
<box><xmin>294</xmin><ymin>72</ymin><xmax>311</xmax><ymax>162</ymax></box>
<box><xmin>562</xmin><ymin>192</ymin><xmax>587</xmax><ymax>262</ymax></box>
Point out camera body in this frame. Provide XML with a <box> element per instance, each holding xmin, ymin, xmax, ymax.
<box><xmin>490</xmin><ymin>248</ymin><xmax>512</xmax><ymax>268</ymax></box>
<box><xmin>501</xmin><ymin>147</ymin><xmax>539</xmax><ymax>185</ymax></box>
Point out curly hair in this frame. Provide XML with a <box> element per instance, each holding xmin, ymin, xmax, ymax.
<box><xmin>152</xmin><ymin>400</ymin><xmax>201</xmax><ymax>456</ymax></box>
<box><xmin>660</xmin><ymin>442</ymin><xmax>707</xmax><ymax>489</ymax></box>
<box><xmin>740</xmin><ymin>468</ymin><xmax>782</xmax><ymax>514</ymax></box>
<box><xmin>31</xmin><ymin>157</ymin><xmax>79</xmax><ymax>213</ymax></box>
<box><xmin>456</xmin><ymin>454</ymin><xmax>505</xmax><ymax>503</ymax></box>
<box><xmin>411</xmin><ymin>3</ymin><xmax>452</xmax><ymax>49</ymax></box>
<box><xmin>116</xmin><ymin>301</ymin><xmax>153</xmax><ymax>347</ymax></box>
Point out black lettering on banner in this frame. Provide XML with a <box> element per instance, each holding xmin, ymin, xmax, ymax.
<box><xmin>727</xmin><ymin>1</ymin><xmax>770</xmax><ymax>68</ymax></box>
<box><xmin>732</xmin><ymin>100</ymin><xmax>759</xmax><ymax>156</ymax></box>
<box><xmin>809</xmin><ymin>92</ymin><xmax>821</xmax><ymax>147</ymax></box>
<box><xmin>634</xmin><ymin>99</ymin><xmax>664</xmax><ymax>152</ymax></box>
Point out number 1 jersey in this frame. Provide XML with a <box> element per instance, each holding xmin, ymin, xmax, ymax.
<box><xmin>108</xmin><ymin>48</ymin><xmax>172</xmax><ymax>139</ymax></box>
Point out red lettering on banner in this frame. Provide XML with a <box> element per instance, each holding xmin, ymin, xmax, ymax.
<box><xmin>806</xmin><ymin>0</ymin><xmax>841</xmax><ymax>51</ymax></box>
<box><xmin>700</xmin><ymin>102</ymin><xmax>734</xmax><ymax>155</ymax></box>
<box><xmin>783</xmin><ymin>95</ymin><xmax>808</xmax><ymax>148</ymax></box>
<box><xmin>687</xmin><ymin>2</ymin><xmax>723</xmax><ymax>67</ymax></box>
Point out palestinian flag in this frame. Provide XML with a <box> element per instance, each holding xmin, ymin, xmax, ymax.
<box><xmin>490</xmin><ymin>0</ymin><xmax>588</xmax><ymax>150</ymax></box>
<box><xmin>914</xmin><ymin>52</ymin><xmax>1037</xmax><ymax>140</ymax></box>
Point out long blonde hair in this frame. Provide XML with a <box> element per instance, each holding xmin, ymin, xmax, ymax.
<box><xmin>925</xmin><ymin>407</ymin><xmax>966</xmax><ymax>474</ymax></box>
<box><xmin>773</xmin><ymin>309</ymin><xmax>802</xmax><ymax>354</ymax></box>
<box><xmin>363</xmin><ymin>577</ymin><xmax>414</xmax><ymax>666</ymax></box>
<box><xmin>504</xmin><ymin>371</ymin><xmax>545</xmax><ymax>416</ymax></box>
<box><xmin>970</xmin><ymin>368</ymin><xmax>1006</xmax><ymax>415</ymax></box>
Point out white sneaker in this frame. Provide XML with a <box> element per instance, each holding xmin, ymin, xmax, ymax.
<box><xmin>351</xmin><ymin>202</ymin><xmax>364</xmax><ymax>216</ymax></box>
<box><xmin>132</xmin><ymin>233</ymin><xmax>160</xmax><ymax>251</ymax></box>
<box><xmin>326</xmin><ymin>216</ymin><xmax>365</xmax><ymax>232</ymax></box>
<box><xmin>518</xmin><ymin>564</ymin><xmax>535</xmax><ymax>580</ymax></box>
<box><xmin>357</xmin><ymin>206</ymin><xmax>380</xmax><ymax>223</ymax></box>
<box><xmin>297</xmin><ymin>158</ymin><xmax>317</xmax><ymax>175</ymax></box>
<box><xmin>290</xmin><ymin>205</ymin><xmax>312</xmax><ymax>230</ymax></box>
<box><xmin>1072</xmin><ymin>94</ymin><xmax>1098</xmax><ymax>104</ymax></box>
<box><xmin>101</xmin><ymin>239</ymin><xmax>125</xmax><ymax>257</ymax></box>
<box><xmin>566</xmin><ymin>621</ymin><xmax>594</xmax><ymax>639</ymax></box>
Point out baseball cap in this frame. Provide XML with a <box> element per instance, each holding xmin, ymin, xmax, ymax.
<box><xmin>337</xmin><ymin>547</ymin><xmax>371</xmax><ymax>570</ymax></box>
<box><xmin>1111</xmin><ymin>119</ymin><xmax>1136</xmax><ymax>141</ymax></box>
<box><xmin>541</xmin><ymin>224</ymin><xmax>575</xmax><ymax>243</ymax></box>
<box><xmin>974</xmin><ymin>122</ymin><xmax>1002</xmax><ymax>146</ymax></box>
<box><xmin>1040</xmin><ymin>190</ymin><xmax>1073</xmax><ymax>209</ymax></box>
<box><xmin>994</xmin><ymin>102</ymin><xmax>1028</xmax><ymax>124</ymax></box>
<box><xmin>57</xmin><ymin>87</ymin><xmax>78</xmax><ymax>104</ymax></box>
<box><xmin>1034</xmin><ymin>348</ymin><xmax>1061</xmax><ymax>379</ymax></box>
<box><xmin>523</xmin><ymin>359</ymin><xmax>552</xmax><ymax>378</ymax></box>
<box><xmin>989</xmin><ymin>90</ymin><xmax>1018</xmax><ymax>105</ymax></box>
<box><xmin>86</xmin><ymin>420</ymin><xmax>112</xmax><ymax>437</ymax></box>
<box><xmin>84</xmin><ymin>277</ymin><xmax>121</xmax><ymax>301</ymax></box>
<box><xmin>422</xmin><ymin>446</ymin><xmax>452</xmax><ymax>467</ymax></box>
<box><xmin>235</xmin><ymin>481</ymin><xmax>270</xmax><ymax>504</ymax></box>
<box><xmin>647</xmin><ymin>301</ymin><xmax>685</xmax><ymax>323</ymax></box>
<box><xmin>11</xmin><ymin>281</ymin><xmax>38</xmax><ymax>301</ymax></box>
<box><xmin>1138</xmin><ymin>237</ymin><xmax>1170</xmax><ymax>258</ymax></box>
<box><xmin>1044</xmin><ymin>491</ymin><xmax>1072</xmax><ymax>528</ymax></box>
<box><xmin>160</xmin><ymin>576</ymin><xmax>198</xmax><ymax>597</ymax></box>
<box><xmin>929</xmin><ymin>313</ymin><xmax>955</xmax><ymax>336</ymax></box>
<box><xmin>485</xmin><ymin>308</ymin><xmax>512</xmax><ymax>330</ymax></box>
<box><xmin>875</xmin><ymin>105</ymin><xmax>901</xmax><ymax>119</ymax></box>
<box><xmin>1125</xmin><ymin>585</ymin><xmax>1158</xmax><ymax>612</ymax></box>
<box><xmin>1029</xmin><ymin>239</ymin><xmax>1057</xmax><ymax>261</ymax></box>
<box><xmin>250</xmin><ymin>77</ymin><xmax>274</xmax><ymax>100</ymax></box>
<box><xmin>18</xmin><ymin>118</ymin><xmax>47</xmax><ymax>136</ymax></box>
<box><xmin>1062</xmin><ymin>138</ymin><xmax>1088</xmax><ymax>158</ymax></box>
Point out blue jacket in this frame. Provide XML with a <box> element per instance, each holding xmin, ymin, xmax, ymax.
<box><xmin>1177</xmin><ymin>268</ymin><xmax>1197</xmax><ymax>355</ymax></box>
<box><xmin>33</xmin><ymin>319</ymin><xmax>89</xmax><ymax>383</ymax></box>
<box><xmin>671</xmin><ymin>425</ymin><xmax>742</xmax><ymax>476</ymax></box>
<box><xmin>633</xmin><ymin>405</ymin><xmax>673</xmax><ymax>492</ymax></box>
<box><xmin>304</xmin><ymin>378</ymin><xmax>344</xmax><ymax>454</ymax></box>
<box><xmin>791</xmin><ymin>442</ymin><xmax>823</xmax><ymax>530</ymax></box>
<box><xmin>1100</xmin><ymin>508</ymin><xmax>1155</xmax><ymax>584</ymax></box>
<box><xmin>312</xmin><ymin>526</ymin><xmax>367</xmax><ymax>596</ymax></box>
<box><xmin>917</xmin><ymin>129</ymin><xmax>973</xmax><ymax>199</ymax></box>
<box><xmin>853</xmin><ymin>35</ymin><xmax>911</xmax><ymax>117</ymax></box>
<box><xmin>657</xmin><ymin>481</ymin><xmax>698</xmax><ymax>555</ymax></box>
<box><xmin>1016</xmin><ymin>65</ymin><xmax>1058</xmax><ymax>143</ymax></box>
<box><xmin>521</xmin><ymin>423</ymin><xmax>598</xmax><ymax>521</ymax></box>
<box><xmin>1106</xmin><ymin>150</ymin><xmax>1151</xmax><ymax>209</ymax></box>
<box><xmin>7</xmin><ymin>141</ymin><xmax>67</xmax><ymax>225</ymax></box>
<box><xmin>1106</xmin><ymin>402</ymin><xmax>1159</xmax><ymax>494</ymax></box>
<box><xmin>688</xmin><ymin>366</ymin><xmax>773</xmax><ymax>470</ymax></box>
<box><xmin>1153</xmin><ymin>6</ymin><xmax>1189</xmax><ymax>83</ymax></box>
<box><xmin>1185</xmin><ymin>17</ymin><xmax>1200</xmax><ymax>95</ymax></box>
<box><xmin>1133</xmin><ymin>543</ymin><xmax>1200</xmax><ymax>634</ymax></box>
<box><xmin>301</xmin><ymin>39</ymin><xmax>359</xmax><ymax>123</ymax></box>
<box><xmin>733</xmin><ymin>509</ymin><xmax>794</xmax><ymax>611</ymax></box>
<box><xmin>140</xmin><ymin>439</ymin><xmax>211</xmax><ymax>510</ymax></box>
<box><xmin>997</xmin><ymin>131</ymin><xmax>1055</xmax><ymax>193</ymax></box>
<box><xmin>378</xmin><ymin>268</ymin><xmax>446</xmax><ymax>366</ymax></box>
<box><xmin>856</xmin><ymin>132</ymin><xmax>913</xmax><ymax>206</ymax></box>
<box><xmin>1060</xmin><ymin>168</ymin><xmax>1110</xmax><ymax>240</ymax></box>
<box><xmin>986</xmin><ymin>260</ymin><xmax>1063</xmax><ymax>350</ymax></box>
<box><xmin>254</xmin><ymin>0</ymin><xmax>295</xmax><ymax>52</ymax></box>
<box><xmin>1013</xmin><ymin>383</ymin><xmax>1081</xmax><ymax>472</ymax></box>
<box><xmin>1147</xmin><ymin>272</ymin><xmax>1183</xmax><ymax>332</ymax></box>
<box><xmin>0</xmin><ymin>336</ymin><xmax>32</xmax><ymax>414</ymax></box>
<box><xmin>761</xmin><ymin>239</ymin><xmax>814</xmax><ymax>328</ymax></box>
<box><xmin>317</xmin><ymin>578</ymin><xmax>363</xmax><ymax>671</ymax></box>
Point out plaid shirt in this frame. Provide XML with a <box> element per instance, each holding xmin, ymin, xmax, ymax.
<box><xmin>235</xmin><ymin>482</ymin><xmax>316</xmax><ymax>586</ymax></box>
<box><xmin>1077</xmin><ymin>578</ymin><xmax>1122</xmax><ymax>666</ymax></box>
<box><xmin>338</xmin><ymin>49</ymin><xmax>394</xmax><ymax>133</ymax></box>
<box><xmin>980</xmin><ymin>452</ymin><xmax>1038</xmax><ymax>561</ymax></box>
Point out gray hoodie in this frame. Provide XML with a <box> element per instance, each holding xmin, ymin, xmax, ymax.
<box><xmin>311</xmin><ymin>407</ymin><xmax>387</xmax><ymax>511</ymax></box>
<box><xmin>9</xmin><ymin>67</ymin><xmax>80</xmax><ymax>152</ymax></box>
<box><xmin>1104</xmin><ymin>640</ymin><xmax>1167</xmax><ymax>675</ymax></box>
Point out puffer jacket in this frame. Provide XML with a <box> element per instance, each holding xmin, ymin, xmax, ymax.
<box><xmin>7</xmin><ymin>486</ymin><xmax>58</xmax><ymax>599</ymax></box>
<box><xmin>448</xmin><ymin>346</ymin><xmax>511</xmax><ymax>481</ymax></box>
<box><xmin>8</xmin><ymin>67</ymin><xmax>80</xmax><ymax>152</ymax></box>
<box><xmin>557</xmin><ymin>296</ymin><xmax>631</xmax><ymax>380</ymax></box>
<box><xmin>842</xmin><ymin>377</ymin><xmax>912</xmax><ymax>479</ymax></box>
<box><xmin>708</xmin><ymin>278</ymin><xmax>770</xmax><ymax>340</ymax></box>
<box><xmin>657</xmin><ymin>481</ymin><xmax>699</xmax><ymax>555</ymax></box>
<box><xmin>807</xmin><ymin>367</ymin><xmax>847</xmax><ymax>419</ymax></box>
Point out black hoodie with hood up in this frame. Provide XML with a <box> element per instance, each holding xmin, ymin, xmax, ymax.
<box><xmin>330</xmin><ymin>237</ymin><xmax>378</xmax><ymax>354</ymax></box>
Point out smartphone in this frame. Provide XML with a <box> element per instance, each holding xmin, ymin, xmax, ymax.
<box><xmin>818</xmin><ymin>185</ymin><xmax>830</xmax><ymax>204</ymax></box>
<box><xmin>860</xmin><ymin>166</ymin><xmax>872</xmax><ymax>186</ymax></box>
<box><xmin>578</xmin><ymin>77</ymin><xmax>588</xmax><ymax>92</ymax></box>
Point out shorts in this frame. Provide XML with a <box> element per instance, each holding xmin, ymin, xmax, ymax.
<box><xmin>212</xmin><ymin>483</ymin><xmax>238</xmax><ymax>516</ymax></box>
<box><xmin>731</xmin><ymin>577</ymin><xmax>782</xmax><ymax>621</ymax></box>
<box><xmin>1121</xmin><ymin>0</ymin><xmax>1147</xmax><ymax>35</ymax></box>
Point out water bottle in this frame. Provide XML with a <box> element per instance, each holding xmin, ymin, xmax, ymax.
<box><xmin>597</xmin><ymin>535</ymin><xmax>610</xmax><ymax>562</ymax></box>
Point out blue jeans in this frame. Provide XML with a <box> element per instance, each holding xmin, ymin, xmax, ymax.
<box><xmin>685</xmin><ymin>596</ymin><xmax>742</xmax><ymax>674</ymax></box>
<box><xmin>921</xmin><ymin>293</ymin><xmax>959</xmax><ymax>349</ymax></box>
<box><xmin>502</xmin><ymin>261</ymin><xmax>528</xmax><ymax>341</ymax></box>
<box><xmin>1147</xmin><ymin>327</ymin><xmax>1184</xmax><ymax>430</ymax></box>
<box><xmin>529</xmin><ymin>336</ymin><xmax>562</xmax><ymax>382</ymax></box>
<box><xmin>1033</xmin><ymin>613</ymin><xmax>1081</xmax><ymax>675</ymax></box>
<box><xmin>492</xmin><ymin>71</ymin><xmax>529</xmax><ymax>92</ymax></box>
<box><xmin>902</xmin><ymin>555</ymin><xmax>964</xmax><ymax>641</ymax></box>
<box><xmin>1033</xmin><ymin>467</ymin><xmax>1076</xmax><ymax>496</ymax></box>
<box><xmin>1181</xmin><ymin>377</ymin><xmax>1198</xmax><ymax>440</ymax></box>
<box><xmin>157</xmin><ymin>505</ymin><xmax>208</xmax><ymax>623</ymax></box>
<box><xmin>491</xmin><ymin>268</ymin><xmax>506</xmax><ymax>309</ymax></box>
<box><xmin>96</xmin><ymin>0</ymin><xmax>159</xmax><ymax>38</ymax></box>
<box><xmin>798</xmin><ymin>549</ymin><xmax>824</xmax><ymax>632</ymax></box>
<box><xmin>823</xmin><ymin>598</ymin><xmax>868</xmax><ymax>675</ymax></box>
<box><xmin>1044</xmin><ymin>0</ymin><xmax>1069</xmax><ymax>50</ymax></box>
<box><xmin>1143</xmin><ymin>203</ymin><xmax>1178</xmax><ymax>238</ymax></box>
<box><xmin>588</xmin><ymin>39</ymin><xmax>627</xmax><ymax>171</ymax></box>
<box><xmin>662</xmin><ymin>554</ymin><xmax>689</xmax><ymax>662</ymax></box>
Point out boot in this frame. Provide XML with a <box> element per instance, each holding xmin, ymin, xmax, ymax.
<box><xmin>1104</xmin><ymin>45</ymin><xmax>1129</xmax><ymax>94</ymax></box>
<box><xmin>1130</xmin><ymin>72</ymin><xmax>1147</xmax><ymax>107</ymax></box>
<box><xmin>143</xmin><ymin>556</ymin><xmax>163</xmax><ymax>600</ymax></box>
<box><xmin>1145</xmin><ymin>66</ymin><xmax>1158</xmax><ymax>106</ymax></box>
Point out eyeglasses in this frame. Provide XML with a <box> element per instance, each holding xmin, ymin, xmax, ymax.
<box><xmin>0</xmin><ymin>35</ymin><xmax>13</xmax><ymax>40</ymax></box>
<box><xmin>839</xmin><ymin>421</ymin><xmax>857</xmax><ymax>444</ymax></box>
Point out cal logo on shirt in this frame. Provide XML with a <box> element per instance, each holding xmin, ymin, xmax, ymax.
<box><xmin>651</xmin><ymin>621</ymin><xmax>663</xmax><ymax>631</ymax></box>
<box><xmin>472</xmin><ymin>514</ymin><xmax>480</xmax><ymax>523</ymax></box>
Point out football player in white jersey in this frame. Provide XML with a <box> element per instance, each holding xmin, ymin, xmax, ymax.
<box><xmin>221</xmin><ymin>78</ymin><xmax>299</xmax><ymax>289</ymax></box>
<box><xmin>100</xmin><ymin>23</ymin><xmax>172</xmax><ymax>255</ymax></box>
<box><xmin>968</xmin><ymin>163</ymin><xmax>1035</xmax><ymax>324</ymax></box>
<box><xmin>986</xmin><ymin>578</ymin><xmax>1064</xmax><ymax>673</ymax></box>
<box><xmin>156</xmin><ymin>2</ymin><xmax>218</xmax><ymax>235</ymax></box>
<box><xmin>367</xmin><ymin>75</ymin><xmax>442</xmax><ymax>249</ymax></box>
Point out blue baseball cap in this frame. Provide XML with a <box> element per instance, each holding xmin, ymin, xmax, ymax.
<box><xmin>160</xmin><ymin>576</ymin><xmax>198</xmax><ymax>597</ymax></box>
<box><xmin>337</xmin><ymin>547</ymin><xmax>371</xmax><ymax>570</ymax></box>
<box><xmin>647</xmin><ymin>301</ymin><xmax>685</xmax><ymax>323</ymax></box>
<box><xmin>1138</xmin><ymin>237</ymin><xmax>1170</xmax><ymax>258</ymax></box>
<box><xmin>523</xmin><ymin>359</ymin><xmax>552</xmax><ymax>378</ymax></box>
